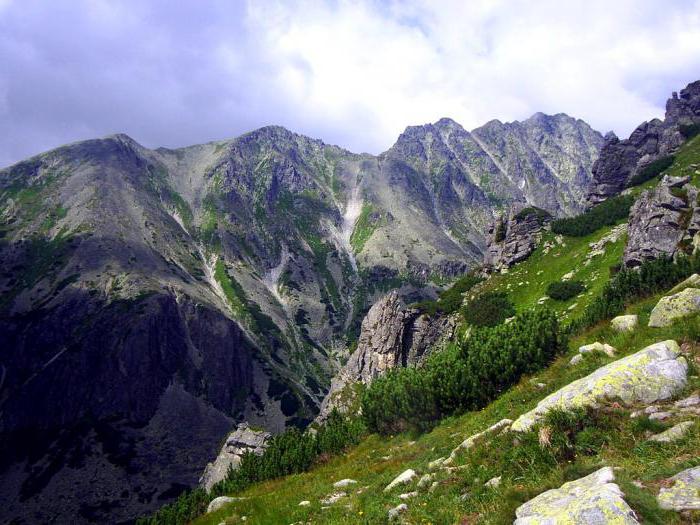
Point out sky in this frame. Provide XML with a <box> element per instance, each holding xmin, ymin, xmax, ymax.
<box><xmin>1</xmin><ymin>0</ymin><xmax>700</xmax><ymax>167</ymax></box>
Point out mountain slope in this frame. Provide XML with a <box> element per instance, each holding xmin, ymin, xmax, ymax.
<box><xmin>0</xmin><ymin>114</ymin><xmax>601</xmax><ymax>523</ymax></box>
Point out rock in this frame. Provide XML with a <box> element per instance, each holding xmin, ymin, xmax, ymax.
<box><xmin>562</xmin><ymin>271</ymin><xmax>575</xmax><ymax>281</ymax></box>
<box><xmin>485</xmin><ymin>204</ymin><xmax>552</xmax><ymax>271</ymax></box>
<box><xmin>674</xmin><ymin>393</ymin><xmax>700</xmax><ymax>408</ymax></box>
<box><xmin>514</xmin><ymin>467</ymin><xmax>639</xmax><ymax>524</ymax></box>
<box><xmin>207</xmin><ymin>496</ymin><xmax>240</xmax><ymax>514</ymax></box>
<box><xmin>485</xmin><ymin>476</ymin><xmax>501</xmax><ymax>488</ymax></box>
<box><xmin>317</xmin><ymin>291</ymin><xmax>456</xmax><ymax>421</ymax></box>
<box><xmin>384</xmin><ymin>469</ymin><xmax>417</xmax><ymax>492</ymax></box>
<box><xmin>624</xmin><ymin>176</ymin><xmax>699</xmax><ymax>268</ymax></box>
<box><xmin>333</xmin><ymin>479</ymin><xmax>357</xmax><ymax>488</ymax></box>
<box><xmin>429</xmin><ymin>481</ymin><xmax>439</xmax><ymax>493</ymax></box>
<box><xmin>648</xmin><ymin>411</ymin><xmax>672</xmax><ymax>421</ymax></box>
<box><xmin>427</xmin><ymin>457</ymin><xmax>445</xmax><ymax>470</ymax></box>
<box><xmin>569</xmin><ymin>354</ymin><xmax>583</xmax><ymax>366</ymax></box>
<box><xmin>200</xmin><ymin>423</ymin><xmax>271</xmax><ymax>492</ymax></box>
<box><xmin>512</xmin><ymin>340</ymin><xmax>688</xmax><ymax>432</ymax></box>
<box><xmin>388</xmin><ymin>503</ymin><xmax>408</xmax><ymax>520</ymax></box>
<box><xmin>578</xmin><ymin>341</ymin><xmax>616</xmax><ymax>357</ymax></box>
<box><xmin>320</xmin><ymin>492</ymin><xmax>346</xmax><ymax>505</ymax></box>
<box><xmin>611</xmin><ymin>315</ymin><xmax>638</xmax><ymax>332</ymax></box>
<box><xmin>298</xmin><ymin>500</ymin><xmax>311</xmax><ymax>506</ymax></box>
<box><xmin>668</xmin><ymin>274</ymin><xmax>700</xmax><ymax>294</ymax></box>
<box><xmin>657</xmin><ymin>466</ymin><xmax>700</xmax><ymax>511</ymax></box>
<box><xmin>398</xmin><ymin>491</ymin><xmax>418</xmax><ymax>500</ymax></box>
<box><xmin>649</xmin><ymin>421</ymin><xmax>694</xmax><ymax>443</ymax></box>
<box><xmin>417</xmin><ymin>473</ymin><xmax>434</xmax><ymax>489</ymax></box>
<box><xmin>648</xmin><ymin>288</ymin><xmax>700</xmax><ymax>327</ymax></box>
<box><xmin>443</xmin><ymin>419</ymin><xmax>512</xmax><ymax>465</ymax></box>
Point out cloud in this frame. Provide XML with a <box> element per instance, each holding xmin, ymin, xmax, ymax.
<box><xmin>1</xmin><ymin>0</ymin><xmax>700</xmax><ymax>167</ymax></box>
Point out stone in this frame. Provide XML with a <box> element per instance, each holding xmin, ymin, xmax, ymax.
<box><xmin>514</xmin><ymin>467</ymin><xmax>639</xmax><ymax>524</ymax></box>
<box><xmin>611</xmin><ymin>315</ymin><xmax>638</xmax><ymax>332</ymax></box>
<box><xmin>512</xmin><ymin>340</ymin><xmax>688</xmax><ymax>432</ymax></box>
<box><xmin>384</xmin><ymin>469</ymin><xmax>417</xmax><ymax>492</ymax></box>
<box><xmin>485</xmin><ymin>476</ymin><xmax>501</xmax><ymax>488</ymax></box>
<box><xmin>388</xmin><ymin>503</ymin><xmax>408</xmax><ymax>520</ymax></box>
<box><xmin>648</xmin><ymin>288</ymin><xmax>700</xmax><ymax>327</ymax></box>
<box><xmin>333</xmin><ymin>479</ymin><xmax>357</xmax><ymax>488</ymax></box>
<box><xmin>398</xmin><ymin>491</ymin><xmax>418</xmax><ymax>500</ymax></box>
<box><xmin>668</xmin><ymin>274</ymin><xmax>700</xmax><ymax>294</ymax></box>
<box><xmin>562</xmin><ymin>271</ymin><xmax>575</xmax><ymax>281</ymax></box>
<box><xmin>674</xmin><ymin>393</ymin><xmax>700</xmax><ymax>408</ymax></box>
<box><xmin>648</xmin><ymin>411</ymin><xmax>672</xmax><ymax>421</ymax></box>
<box><xmin>427</xmin><ymin>457</ymin><xmax>445</xmax><ymax>470</ymax></box>
<box><xmin>417</xmin><ymin>473</ymin><xmax>434</xmax><ymax>489</ymax></box>
<box><xmin>207</xmin><ymin>496</ymin><xmax>239</xmax><ymax>514</ymax></box>
<box><xmin>578</xmin><ymin>341</ymin><xmax>616</xmax><ymax>357</ymax></box>
<box><xmin>320</xmin><ymin>492</ymin><xmax>346</xmax><ymax>505</ymax></box>
<box><xmin>200</xmin><ymin>423</ymin><xmax>271</xmax><ymax>492</ymax></box>
<box><xmin>443</xmin><ymin>419</ymin><xmax>512</xmax><ymax>465</ymax></box>
<box><xmin>657</xmin><ymin>466</ymin><xmax>700</xmax><ymax>511</ymax></box>
<box><xmin>649</xmin><ymin>421</ymin><xmax>694</xmax><ymax>443</ymax></box>
<box><xmin>569</xmin><ymin>354</ymin><xmax>583</xmax><ymax>366</ymax></box>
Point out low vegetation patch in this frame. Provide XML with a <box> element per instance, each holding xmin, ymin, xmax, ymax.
<box><xmin>679</xmin><ymin>123</ymin><xmax>700</xmax><ymax>140</ymax></box>
<box><xmin>461</xmin><ymin>291</ymin><xmax>515</xmax><ymax>326</ymax></box>
<box><xmin>546</xmin><ymin>280</ymin><xmax>585</xmax><ymax>301</ymax></box>
<box><xmin>627</xmin><ymin>155</ymin><xmax>675</xmax><ymax>187</ymax></box>
<box><xmin>551</xmin><ymin>194</ymin><xmax>634</xmax><ymax>237</ymax></box>
<box><xmin>412</xmin><ymin>273</ymin><xmax>482</xmax><ymax>316</ymax></box>
<box><xmin>514</xmin><ymin>206</ymin><xmax>552</xmax><ymax>224</ymax></box>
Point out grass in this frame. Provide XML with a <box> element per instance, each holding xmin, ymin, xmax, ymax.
<box><xmin>350</xmin><ymin>202</ymin><xmax>381</xmax><ymax>253</ymax></box>
<box><xmin>193</xmin><ymin>305</ymin><xmax>699</xmax><ymax>524</ymax></box>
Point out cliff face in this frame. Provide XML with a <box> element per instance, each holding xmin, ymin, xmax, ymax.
<box><xmin>485</xmin><ymin>204</ymin><xmax>552</xmax><ymax>271</ymax></box>
<box><xmin>587</xmin><ymin>80</ymin><xmax>700</xmax><ymax>205</ymax></box>
<box><xmin>0</xmin><ymin>112</ymin><xmax>601</xmax><ymax>522</ymax></box>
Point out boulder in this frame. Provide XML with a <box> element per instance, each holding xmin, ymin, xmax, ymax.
<box><xmin>484</xmin><ymin>476</ymin><xmax>501</xmax><ymax>488</ymax></box>
<box><xmin>514</xmin><ymin>467</ymin><xmax>639</xmax><ymax>524</ymax></box>
<box><xmin>398</xmin><ymin>491</ymin><xmax>418</xmax><ymax>500</ymax></box>
<box><xmin>648</xmin><ymin>421</ymin><xmax>694</xmax><ymax>443</ymax></box>
<box><xmin>333</xmin><ymin>479</ymin><xmax>357</xmax><ymax>488</ymax></box>
<box><xmin>384</xmin><ymin>469</ymin><xmax>417</xmax><ymax>492</ymax></box>
<box><xmin>578</xmin><ymin>342</ymin><xmax>616</xmax><ymax>357</ymax></box>
<box><xmin>388</xmin><ymin>503</ymin><xmax>408</xmax><ymax>520</ymax></box>
<box><xmin>320</xmin><ymin>492</ymin><xmax>346</xmax><ymax>505</ymax></box>
<box><xmin>611</xmin><ymin>315</ymin><xmax>638</xmax><ymax>332</ymax></box>
<box><xmin>668</xmin><ymin>273</ymin><xmax>700</xmax><ymax>294</ymax></box>
<box><xmin>443</xmin><ymin>419</ymin><xmax>512</xmax><ymax>465</ymax></box>
<box><xmin>648</xmin><ymin>288</ymin><xmax>700</xmax><ymax>327</ymax></box>
<box><xmin>657</xmin><ymin>466</ymin><xmax>700</xmax><ymax>511</ymax></box>
<box><xmin>674</xmin><ymin>393</ymin><xmax>700</xmax><ymax>408</ymax></box>
<box><xmin>485</xmin><ymin>204</ymin><xmax>551</xmax><ymax>271</ymax></box>
<box><xmin>207</xmin><ymin>496</ymin><xmax>240</xmax><ymax>514</ymax></box>
<box><xmin>511</xmin><ymin>340</ymin><xmax>687</xmax><ymax>432</ymax></box>
<box><xmin>569</xmin><ymin>354</ymin><xmax>583</xmax><ymax>366</ymax></box>
<box><xmin>200</xmin><ymin>423</ymin><xmax>271</xmax><ymax>491</ymax></box>
<box><xmin>298</xmin><ymin>500</ymin><xmax>311</xmax><ymax>506</ymax></box>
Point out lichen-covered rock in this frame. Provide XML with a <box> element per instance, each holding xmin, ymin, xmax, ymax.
<box><xmin>611</xmin><ymin>315</ymin><xmax>638</xmax><ymax>332</ymax></box>
<box><xmin>514</xmin><ymin>467</ymin><xmax>639</xmax><ymax>524</ymax></box>
<box><xmin>657</xmin><ymin>466</ymin><xmax>700</xmax><ymax>511</ymax></box>
<box><xmin>579</xmin><ymin>342</ymin><xmax>616</xmax><ymax>357</ymax></box>
<box><xmin>512</xmin><ymin>340</ymin><xmax>687</xmax><ymax>432</ymax></box>
<box><xmin>648</xmin><ymin>421</ymin><xmax>694</xmax><ymax>443</ymax></box>
<box><xmin>384</xmin><ymin>469</ymin><xmax>417</xmax><ymax>492</ymax></box>
<box><xmin>668</xmin><ymin>273</ymin><xmax>700</xmax><ymax>294</ymax></box>
<box><xmin>648</xmin><ymin>288</ymin><xmax>700</xmax><ymax>327</ymax></box>
<box><xmin>200</xmin><ymin>423</ymin><xmax>271</xmax><ymax>492</ymax></box>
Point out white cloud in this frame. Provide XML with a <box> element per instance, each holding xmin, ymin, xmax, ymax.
<box><xmin>1</xmin><ymin>0</ymin><xmax>700</xmax><ymax>165</ymax></box>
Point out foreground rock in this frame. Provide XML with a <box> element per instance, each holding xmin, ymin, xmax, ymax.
<box><xmin>649</xmin><ymin>421</ymin><xmax>694</xmax><ymax>443</ymax></box>
<box><xmin>657</xmin><ymin>466</ymin><xmax>700</xmax><ymax>511</ymax></box>
<box><xmin>648</xmin><ymin>288</ymin><xmax>700</xmax><ymax>327</ymax></box>
<box><xmin>317</xmin><ymin>291</ymin><xmax>456</xmax><ymax>420</ymax></box>
<box><xmin>200</xmin><ymin>423</ymin><xmax>271</xmax><ymax>491</ymax></box>
<box><xmin>485</xmin><ymin>204</ymin><xmax>551</xmax><ymax>271</ymax></box>
<box><xmin>578</xmin><ymin>341</ymin><xmax>616</xmax><ymax>357</ymax></box>
<box><xmin>611</xmin><ymin>315</ymin><xmax>638</xmax><ymax>332</ymax></box>
<box><xmin>512</xmin><ymin>340</ymin><xmax>688</xmax><ymax>432</ymax></box>
<box><xmin>514</xmin><ymin>467</ymin><xmax>639</xmax><ymax>524</ymax></box>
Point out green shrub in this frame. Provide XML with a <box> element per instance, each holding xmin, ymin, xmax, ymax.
<box><xmin>412</xmin><ymin>273</ymin><xmax>482</xmax><ymax>316</ymax></box>
<box><xmin>551</xmin><ymin>195</ymin><xmax>634</xmax><ymax>237</ymax></box>
<box><xmin>462</xmin><ymin>291</ymin><xmax>515</xmax><ymax>326</ymax></box>
<box><xmin>679</xmin><ymin>123</ymin><xmax>700</xmax><ymax>140</ymax></box>
<box><xmin>137</xmin><ymin>410</ymin><xmax>365</xmax><ymax>525</ymax></box>
<box><xmin>361</xmin><ymin>309</ymin><xmax>564</xmax><ymax>434</ymax></box>
<box><xmin>546</xmin><ymin>280</ymin><xmax>585</xmax><ymax>301</ymax></box>
<box><xmin>514</xmin><ymin>206</ymin><xmax>552</xmax><ymax>224</ymax></box>
<box><xmin>627</xmin><ymin>155</ymin><xmax>675</xmax><ymax>187</ymax></box>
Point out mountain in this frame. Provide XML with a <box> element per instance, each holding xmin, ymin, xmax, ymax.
<box><xmin>0</xmin><ymin>114</ymin><xmax>602</xmax><ymax>522</ymax></box>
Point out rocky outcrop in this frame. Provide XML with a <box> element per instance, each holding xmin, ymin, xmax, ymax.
<box><xmin>485</xmin><ymin>204</ymin><xmax>552</xmax><ymax>271</ymax></box>
<box><xmin>657</xmin><ymin>466</ymin><xmax>700</xmax><ymax>511</ymax></box>
<box><xmin>316</xmin><ymin>291</ymin><xmax>456</xmax><ymax>420</ymax></box>
<box><xmin>623</xmin><ymin>175</ymin><xmax>699</xmax><ymax>267</ymax></box>
<box><xmin>199</xmin><ymin>423</ymin><xmax>271</xmax><ymax>492</ymax></box>
<box><xmin>587</xmin><ymin>80</ymin><xmax>700</xmax><ymax>204</ymax></box>
<box><xmin>514</xmin><ymin>467</ymin><xmax>639</xmax><ymax>524</ymax></box>
<box><xmin>648</xmin><ymin>288</ymin><xmax>700</xmax><ymax>327</ymax></box>
<box><xmin>511</xmin><ymin>340</ymin><xmax>688</xmax><ymax>432</ymax></box>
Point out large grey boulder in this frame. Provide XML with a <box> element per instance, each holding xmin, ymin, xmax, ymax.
<box><xmin>657</xmin><ymin>466</ymin><xmax>700</xmax><ymax>511</ymax></box>
<box><xmin>512</xmin><ymin>340</ymin><xmax>687</xmax><ymax>432</ymax></box>
<box><xmin>485</xmin><ymin>204</ymin><xmax>551</xmax><ymax>271</ymax></box>
<box><xmin>316</xmin><ymin>291</ymin><xmax>456</xmax><ymax>421</ymax></box>
<box><xmin>514</xmin><ymin>467</ymin><xmax>639</xmax><ymax>524</ymax></box>
<box><xmin>648</xmin><ymin>288</ymin><xmax>700</xmax><ymax>327</ymax></box>
<box><xmin>200</xmin><ymin>423</ymin><xmax>271</xmax><ymax>491</ymax></box>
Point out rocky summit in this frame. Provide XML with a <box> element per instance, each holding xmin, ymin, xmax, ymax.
<box><xmin>0</xmin><ymin>112</ymin><xmax>601</xmax><ymax>523</ymax></box>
